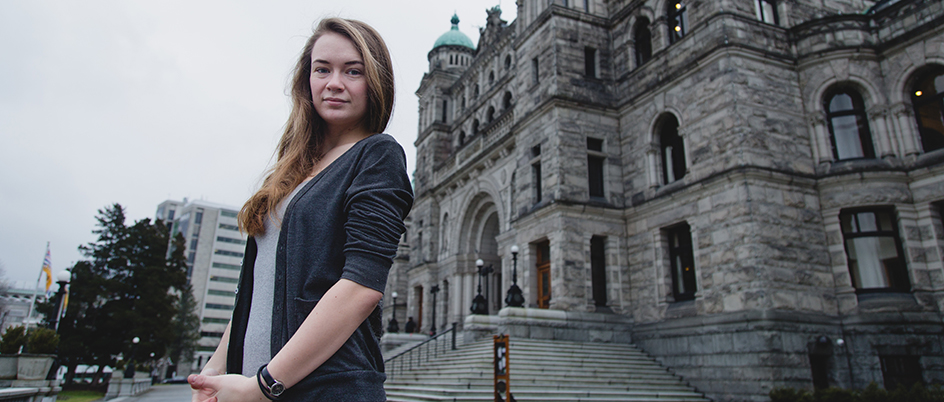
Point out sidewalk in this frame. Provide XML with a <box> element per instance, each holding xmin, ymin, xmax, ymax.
<box><xmin>107</xmin><ymin>383</ymin><xmax>191</xmax><ymax>402</ymax></box>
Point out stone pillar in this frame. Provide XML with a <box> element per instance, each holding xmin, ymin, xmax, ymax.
<box><xmin>893</xmin><ymin>103</ymin><xmax>919</xmax><ymax>155</ymax></box>
<box><xmin>868</xmin><ymin>106</ymin><xmax>894</xmax><ymax>158</ymax></box>
<box><xmin>812</xmin><ymin>115</ymin><xmax>832</xmax><ymax>163</ymax></box>
<box><xmin>647</xmin><ymin>149</ymin><xmax>659</xmax><ymax>188</ymax></box>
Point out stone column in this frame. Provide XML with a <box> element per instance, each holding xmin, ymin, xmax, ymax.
<box><xmin>868</xmin><ymin>106</ymin><xmax>894</xmax><ymax>158</ymax></box>
<box><xmin>893</xmin><ymin>103</ymin><xmax>919</xmax><ymax>155</ymax></box>
<box><xmin>647</xmin><ymin>149</ymin><xmax>659</xmax><ymax>188</ymax></box>
<box><xmin>810</xmin><ymin>114</ymin><xmax>832</xmax><ymax>164</ymax></box>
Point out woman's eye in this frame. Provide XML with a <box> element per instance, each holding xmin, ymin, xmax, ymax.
<box><xmin>313</xmin><ymin>67</ymin><xmax>329</xmax><ymax>74</ymax></box>
<box><xmin>348</xmin><ymin>69</ymin><xmax>363</xmax><ymax>76</ymax></box>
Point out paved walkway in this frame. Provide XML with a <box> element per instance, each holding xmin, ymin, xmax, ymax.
<box><xmin>110</xmin><ymin>383</ymin><xmax>192</xmax><ymax>402</ymax></box>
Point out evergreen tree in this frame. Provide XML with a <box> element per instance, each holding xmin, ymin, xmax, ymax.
<box><xmin>40</xmin><ymin>204</ymin><xmax>191</xmax><ymax>385</ymax></box>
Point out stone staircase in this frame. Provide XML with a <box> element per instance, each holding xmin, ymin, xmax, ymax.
<box><xmin>384</xmin><ymin>337</ymin><xmax>711</xmax><ymax>402</ymax></box>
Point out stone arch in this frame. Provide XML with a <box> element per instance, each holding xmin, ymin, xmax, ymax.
<box><xmin>457</xmin><ymin>192</ymin><xmax>502</xmax><ymax>255</ymax></box>
<box><xmin>808</xmin><ymin>76</ymin><xmax>883</xmax><ymax>115</ymax></box>
<box><xmin>894</xmin><ymin>60</ymin><xmax>944</xmax><ymax>105</ymax></box>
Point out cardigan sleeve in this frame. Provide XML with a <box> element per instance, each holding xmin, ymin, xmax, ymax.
<box><xmin>340</xmin><ymin>136</ymin><xmax>414</xmax><ymax>293</ymax></box>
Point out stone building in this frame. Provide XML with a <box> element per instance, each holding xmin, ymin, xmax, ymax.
<box><xmin>384</xmin><ymin>0</ymin><xmax>944</xmax><ymax>400</ymax></box>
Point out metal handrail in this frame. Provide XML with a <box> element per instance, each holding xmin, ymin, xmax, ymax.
<box><xmin>384</xmin><ymin>322</ymin><xmax>457</xmax><ymax>380</ymax></box>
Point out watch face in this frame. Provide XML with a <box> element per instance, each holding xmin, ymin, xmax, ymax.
<box><xmin>271</xmin><ymin>383</ymin><xmax>285</xmax><ymax>396</ymax></box>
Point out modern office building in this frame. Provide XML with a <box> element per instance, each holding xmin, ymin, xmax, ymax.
<box><xmin>156</xmin><ymin>199</ymin><xmax>245</xmax><ymax>375</ymax></box>
<box><xmin>384</xmin><ymin>0</ymin><xmax>944</xmax><ymax>400</ymax></box>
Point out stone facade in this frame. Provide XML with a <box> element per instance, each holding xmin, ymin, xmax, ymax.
<box><xmin>383</xmin><ymin>0</ymin><xmax>944</xmax><ymax>400</ymax></box>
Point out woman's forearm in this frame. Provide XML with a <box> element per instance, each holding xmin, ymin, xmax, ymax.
<box><xmin>202</xmin><ymin>321</ymin><xmax>231</xmax><ymax>375</ymax></box>
<box><xmin>265</xmin><ymin>278</ymin><xmax>383</xmax><ymax>388</ymax></box>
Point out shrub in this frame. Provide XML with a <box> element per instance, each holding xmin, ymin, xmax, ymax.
<box><xmin>26</xmin><ymin>327</ymin><xmax>59</xmax><ymax>354</ymax></box>
<box><xmin>0</xmin><ymin>326</ymin><xmax>28</xmax><ymax>354</ymax></box>
<box><xmin>772</xmin><ymin>383</ymin><xmax>944</xmax><ymax>402</ymax></box>
<box><xmin>770</xmin><ymin>387</ymin><xmax>812</xmax><ymax>402</ymax></box>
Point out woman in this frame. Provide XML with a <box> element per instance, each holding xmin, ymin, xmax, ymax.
<box><xmin>189</xmin><ymin>17</ymin><xmax>412</xmax><ymax>401</ymax></box>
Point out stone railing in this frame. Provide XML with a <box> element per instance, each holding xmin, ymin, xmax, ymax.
<box><xmin>104</xmin><ymin>377</ymin><xmax>151</xmax><ymax>400</ymax></box>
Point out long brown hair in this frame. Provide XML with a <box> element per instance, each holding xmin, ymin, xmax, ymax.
<box><xmin>239</xmin><ymin>18</ymin><xmax>395</xmax><ymax>236</ymax></box>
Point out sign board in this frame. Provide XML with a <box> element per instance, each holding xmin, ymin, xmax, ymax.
<box><xmin>493</xmin><ymin>334</ymin><xmax>512</xmax><ymax>402</ymax></box>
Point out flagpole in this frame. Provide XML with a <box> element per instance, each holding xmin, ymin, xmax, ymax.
<box><xmin>25</xmin><ymin>242</ymin><xmax>49</xmax><ymax>330</ymax></box>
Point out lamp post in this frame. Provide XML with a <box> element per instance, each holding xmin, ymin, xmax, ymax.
<box><xmin>387</xmin><ymin>291</ymin><xmax>399</xmax><ymax>333</ymax></box>
<box><xmin>471</xmin><ymin>259</ymin><xmax>492</xmax><ymax>315</ymax></box>
<box><xmin>123</xmin><ymin>336</ymin><xmax>140</xmax><ymax>379</ymax></box>
<box><xmin>429</xmin><ymin>285</ymin><xmax>440</xmax><ymax>335</ymax></box>
<box><xmin>505</xmin><ymin>245</ymin><xmax>524</xmax><ymax>307</ymax></box>
<box><xmin>49</xmin><ymin>270</ymin><xmax>71</xmax><ymax>332</ymax></box>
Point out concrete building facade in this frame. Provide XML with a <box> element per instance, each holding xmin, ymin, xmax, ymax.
<box><xmin>384</xmin><ymin>0</ymin><xmax>944</xmax><ymax>400</ymax></box>
<box><xmin>156</xmin><ymin>199</ymin><xmax>245</xmax><ymax>375</ymax></box>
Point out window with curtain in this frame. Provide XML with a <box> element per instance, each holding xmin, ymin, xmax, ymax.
<box><xmin>825</xmin><ymin>88</ymin><xmax>876</xmax><ymax>160</ymax></box>
<box><xmin>840</xmin><ymin>208</ymin><xmax>910</xmax><ymax>293</ymax></box>
<box><xmin>911</xmin><ymin>66</ymin><xmax>944</xmax><ymax>153</ymax></box>
<box><xmin>659</xmin><ymin>115</ymin><xmax>686</xmax><ymax>184</ymax></box>
<box><xmin>666</xmin><ymin>223</ymin><xmax>695</xmax><ymax>301</ymax></box>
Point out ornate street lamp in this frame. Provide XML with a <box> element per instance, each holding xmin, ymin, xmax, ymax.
<box><xmin>505</xmin><ymin>245</ymin><xmax>525</xmax><ymax>307</ymax></box>
<box><xmin>470</xmin><ymin>259</ymin><xmax>492</xmax><ymax>315</ymax></box>
<box><xmin>387</xmin><ymin>292</ymin><xmax>399</xmax><ymax>333</ymax></box>
<box><xmin>49</xmin><ymin>270</ymin><xmax>71</xmax><ymax>332</ymax></box>
<box><xmin>430</xmin><ymin>285</ymin><xmax>440</xmax><ymax>335</ymax></box>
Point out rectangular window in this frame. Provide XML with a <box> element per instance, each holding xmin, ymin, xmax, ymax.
<box><xmin>881</xmin><ymin>355</ymin><xmax>923</xmax><ymax>389</ymax></box>
<box><xmin>202</xmin><ymin>317</ymin><xmax>229</xmax><ymax>324</ymax></box>
<box><xmin>194</xmin><ymin>209</ymin><xmax>204</xmax><ymax>224</ymax></box>
<box><xmin>214</xmin><ymin>249</ymin><xmax>245</xmax><ymax>258</ymax></box>
<box><xmin>210</xmin><ymin>276</ymin><xmax>239</xmax><ymax>284</ymax></box>
<box><xmin>219</xmin><ymin>223</ymin><xmax>239</xmax><ymax>231</ymax></box>
<box><xmin>755</xmin><ymin>0</ymin><xmax>779</xmax><ymax>25</ymax></box>
<box><xmin>216</xmin><ymin>236</ymin><xmax>247</xmax><ymax>245</ymax></box>
<box><xmin>667</xmin><ymin>223</ymin><xmax>696</xmax><ymax>301</ymax></box>
<box><xmin>442</xmin><ymin>100</ymin><xmax>448</xmax><ymax>123</ymax></box>
<box><xmin>531</xmin><ymin>57</ymin><xmax>539</xmax><ymax>85</ymax></box>
<box><xmin>200</xmin><ymin>331</ymin><xmax>225</xmax><ymax>338</ymax></box>
<box><xmin>840</xmin><ymin>208</ymin><xmax>910</xmax><ymax>293</ymax></box>
<box><xmin>590</xmin><ymin>236</ymin><xmax>606</xmax><ymax>307</ymax></box>
<box><xmin>584</xmin><ymin>47</ymin><xmax>597</xmax><ymax>78</ymax></box>
<box><xmin>221</xmin><ymin>210</ymin><xmax>238</xmax><ymax>218</ymax></box>
<box><xmin>587</xmin><ymin>137</ymin><xmax>605</xmax><ymax>198</ymax></box>
<box><xmin>205</xmin><ymin>303</ymin><xmax>234</xmax><ymax>310</ymax></box>
<box><xmin>532</xmin><ymin>162</ymin><xmax>542</xmax><ymax>204</ymax></box>
<box><xmin>212</xmin><ymin>262</ymin><xmax>241</xmax><ymax>271</ymax></box>
<box><xmin>206</xmin><ymin>289</ymin><xmax>235</xmax><ymax>297</ymax></box>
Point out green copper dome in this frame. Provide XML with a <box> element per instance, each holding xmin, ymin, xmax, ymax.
<box><xmin>433</xmin><ymin>13</ymin><xmax>475</xmax><ymax>50</ymax></box>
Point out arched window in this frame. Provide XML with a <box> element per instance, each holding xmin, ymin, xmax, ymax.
<box><xmin>504</xmin><ymin>55</ymin><xmax>512</xmax><ymax>69</ymax></box>
<box><xmin>474</xmin><ymin>84</ymin><xmax>480</xmax><ymax>98</ymax></box>
<box><xmin>459</xmin><ymin>131</ymin><xmax>467</xmax><ymax>146</ymax></box>
<box><xmin>473</xmin><ymin>119</ymin><xmax>480</xmax><ymax>134</ymax></box>
<box><xmin>487</xmin><ymin>106</ymin><xmax>495</xmax><ymax>123</ymax></box>
<box><xmin>911</xmin><ymin>66</ymin><xmax>944</xmax><ymax>153</ymax></box>
<box><xmin>667</xmin><ymin>1</ymin><xmax>688</xmax><ymax>44</ymax></box>
<box><xmin>503</xmin><ymin>92</ymin><xmax>513</xmax><ymax>110</ymax></box>
<box><xmin>633</xmin><ymin>17</ymin><xmax>652</xmax><ymax>67</ymax></box>
<box><xmin>824</xmin><ymin>88</ymin><xmax>876</xmax><ymax>160</ymax></box>
<box><xmin>489</xmin><ymin>71</ymin><xmax>495</xmax><ymax>84</ymax></box>
<box><xmin>659</xmin><ymin>115</ymin><xmax>686</xmax><ymax>184</ymax></box>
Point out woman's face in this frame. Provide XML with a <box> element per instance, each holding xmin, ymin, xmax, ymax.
<box><xmin>309</xmin><ymin>32</ymin><xmax>369</xmax><ymax>135</ymax></box>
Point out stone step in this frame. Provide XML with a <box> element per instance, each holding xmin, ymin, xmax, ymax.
<box><xmin>384</xmin><ymin>336</ymin><xmax>708</xmax><ymax>402</ymax></box>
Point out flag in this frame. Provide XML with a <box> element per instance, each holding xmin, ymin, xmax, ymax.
<box><xmin>42</xmin><ymin>244</ymin><xmax>52</xmax><ymax>293</ymax></box>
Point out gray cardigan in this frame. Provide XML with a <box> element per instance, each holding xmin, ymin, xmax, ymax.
<box><xmin>227</xmin><ymin>133</ymin><xmax>413</xmax><ymax>400</ymax></box>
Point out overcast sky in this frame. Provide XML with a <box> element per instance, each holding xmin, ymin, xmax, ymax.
<box><xmin>0</xmin><ymin>1</ymin><xmax>516</xmax><ymax>289</ymax></box>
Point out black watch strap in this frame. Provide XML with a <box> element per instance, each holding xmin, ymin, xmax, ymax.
<box><xmin>257</xmin><ymin>364</ymin><xmax>285</xmax><ymax>400</ymax></box>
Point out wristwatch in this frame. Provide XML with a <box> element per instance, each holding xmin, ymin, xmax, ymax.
<box><xmin>257</xmin><ymin>365</ymin><xmax>285</xmax><ymax>400</ymax></box>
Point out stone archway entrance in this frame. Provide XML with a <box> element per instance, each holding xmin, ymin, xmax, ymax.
<box><xmin>458</xmin><ymin>194</ymin><xmax>502</xmax><ymax>316</ymax></box>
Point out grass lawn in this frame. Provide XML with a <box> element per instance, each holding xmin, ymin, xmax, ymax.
<box><xmin>57</xmin><ymin>390</ymin><xmax>105</xmax><ymax>402</ymax></box>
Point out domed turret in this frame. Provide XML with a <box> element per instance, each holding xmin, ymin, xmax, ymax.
<box><xmin>428</xmin><ymin>13</ymin><xmax>476</xmax><ymax>73</ymax></box>
<box><xmin>433</xmin><ymin>14</ymin><xmax>476</xmax><ymax>50</ymax></box>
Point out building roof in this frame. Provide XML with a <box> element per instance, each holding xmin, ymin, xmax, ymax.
<box><xmin>433</xmin><ymin>14</ymin><xmax>475</xmax><ymax>50</ymax></box>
